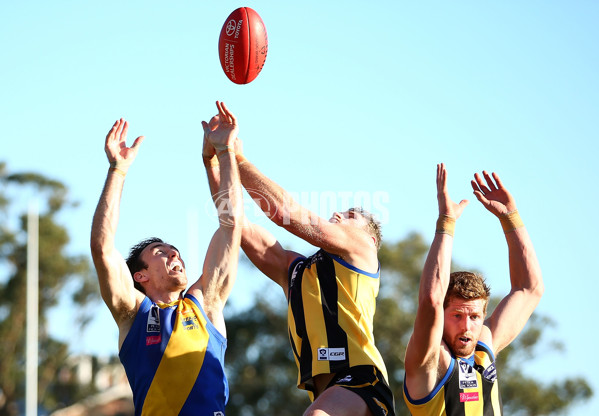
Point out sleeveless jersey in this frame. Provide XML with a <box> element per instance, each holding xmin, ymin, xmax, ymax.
<box><xmin>404</xmin><ymin>341</ymin><xmax>503</xmax><ymax>415</ymax></box>
<box><xmin>119</xmin><ymin>295</ymin><xmax>228</xmax><ymax>416</ymax></box>
<box><xmin>287</xmin><ymin>249</ymin><xmax>388</xmax><ymax>393</ymax></box>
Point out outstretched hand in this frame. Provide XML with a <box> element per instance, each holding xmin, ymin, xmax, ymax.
<box><xmin>105</xmin><ymin>119</ymin><xmax>144</xmax><ymax>172</ymax></box>
<box><xmin>437</xmin><ymin>163</ymin><xmax>468</xmax><ymax>219</ymax></box>
<box><xmin>201</xmin><ymin>101</ymin><xmax>238</xmax><ymax>151</ymax></box>
<box><xmin>471</xmin><ymin>171</ymin><xmax>517</xmax><ymax>216</ymax></box>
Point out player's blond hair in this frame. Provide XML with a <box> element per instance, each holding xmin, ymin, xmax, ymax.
<box><xmin>349</xmin><ymin>207</ymin><xmax>382</xmax><ymax>250</ymax></box>
<box><xmin>444</xmin><ymin>271</ymin><xmax>491</xmax><ymax>314</ymax></box>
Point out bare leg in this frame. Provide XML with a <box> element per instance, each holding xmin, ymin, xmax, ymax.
<box><xmin>303</xmin><ymin>386</ymin><xmax>372</xmax><ymax>416</ymax></box>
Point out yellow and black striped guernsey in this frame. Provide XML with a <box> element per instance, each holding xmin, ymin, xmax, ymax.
<box><xmin>287</xmin><ymin>249</ymin><xmax>388</xmax><ymax>395</ymax></box>
<box><xmin>404</xmin><ymin>342</ymin><xmax>503</xmax><ymax>415</ymax></box>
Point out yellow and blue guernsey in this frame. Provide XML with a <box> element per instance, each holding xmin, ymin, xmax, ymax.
<box><xmin>404</xmin><ymin>341</ymin><xmax>503</xmax><ymax>415</ymax></box>
<box><xmin>287</xmin><ymin>249</ymin><xmax>388</xmax><ymax>396</ymax></box>
<box><xmin>119</xmin><ymin>294</ymin><xmax>228</xmax><ymax>416</ymax></box>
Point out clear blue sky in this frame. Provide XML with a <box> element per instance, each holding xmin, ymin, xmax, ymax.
<box><xmin>3</xmin><ymin>1</ymin><xmax>598</xmax><ymax>414</ymax></box>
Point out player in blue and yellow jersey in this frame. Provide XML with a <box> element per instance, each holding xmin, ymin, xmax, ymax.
<box><xmin>91</xmin><ymin>101</ymin><xmax>243</xmax><ymax>416</ymax></box>
<box><xmin>403</xmin><ymin>164</ymin><xmax>544</xmax><ymax>415</ymax></box>
<box><xmin>203</xmin><ymin>136</ymin><xmax>395</xmax><ymax>416</ymax></box>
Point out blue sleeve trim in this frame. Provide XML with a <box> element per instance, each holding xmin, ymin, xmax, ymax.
<box><xmin>186</xmin><ymin>294</ymin><xmax>227</xmax><ymax>345</ymax></box>
<box><xmin>330</xmin><ymin>254</ymin><xmax>380</xmax><ymax>278</ymax></box>
<box><xmin>404</xmin><ymin>358</ymin><xmax>455</xmax><ymax>405</ymax></box>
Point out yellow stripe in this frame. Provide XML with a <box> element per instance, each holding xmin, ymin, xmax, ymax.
<box><xmin>463</xmin><ymin>383</ymin><xmax>484</xmax><ymax>414</ymax></box>
<box><xmin>335</xmin><ymin>263</ymin><xmax>389</xmax><ymax>382</ymax></box>
<box><xmin>142</xmin><ymin>299</ymin><xmax>208</xmax><ymax>416</ymax></box>
<box><xmin>490</xmin><ymin>380</ymin><xmax>501</xmax><ymax>413</ymax></box>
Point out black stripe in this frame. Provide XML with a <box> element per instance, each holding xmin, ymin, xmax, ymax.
<box><xmin>481</xmin><ymin>375</ymin><xmax>495</xmax><ymax>416</ymax></box>
<box><xmin>443</xmin><ymin>362</ymin><xmax>466</xmax><ymax>416</ymax></box>
<box><xmin>288</xmin><ymin>327</ymin><xmax>300</xmax><ymax>365</ymax></box>
<box><xmin>288</xmin><ymin>258</ymin><xmax>313</xmax><ymax>383</ymax></box>
<box><xmin>316</xmin><ymin>250</ymin><xmax>349</xmax><ymax>374</ymax></box>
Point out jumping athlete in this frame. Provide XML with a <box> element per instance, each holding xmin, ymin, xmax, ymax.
<box><xmin>403</xmin><ymin>164</ymin><xmax>544</xmax><ymax>415</ymax></box>
<box><xmin>90</xmin><ymin>101</ymin><xmax>242</xmax><ymax>415</ymax></box>
<box><xmin>202</xmin><ymin>135</ymin><xmax>395</xmax><ymax>416</ymax></box>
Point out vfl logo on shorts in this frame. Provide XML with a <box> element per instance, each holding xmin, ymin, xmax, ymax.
<box><xmin>336</xmin><ymin>375</ymin><xmax>353</xmax><ymax>383</ymax></box>
<box><xmin>317</xmin><ymin>347</ymin><xmax>346</xmax><ymax>361</ymax></box>
<box><xmin>213</xmin><ymin>412</ymin><xmax>224</xmax><ymax>416</ymax></box>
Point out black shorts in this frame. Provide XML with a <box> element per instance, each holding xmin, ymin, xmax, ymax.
<box><xmin>326</xmin><ymin>365</ymin><xmax>396</xmax><ymax>416</ymax></box>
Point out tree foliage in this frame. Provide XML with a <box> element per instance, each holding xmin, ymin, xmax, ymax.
<box><xmin>224</xmin><ymin>232</ymin><xmax>592</xmax><ymax>415</ymax></box>
<box><xmin>0</xmin><ymin>162</ymin><xmax>99</xmax><ymax>415</ymax></box>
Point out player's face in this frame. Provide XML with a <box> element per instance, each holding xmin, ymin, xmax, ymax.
<box><xmin>443</xmin><ymin>297</ymin><xmax>486</xmax><ymax>358</ymax></box>
<box><xmin>329</xmin><ymin>210</ymin><xmax>367</xmax><ymax>227</ymax></box>
<box><xmin>139</xmin><ymin>243</ymin><xmax>187</xmax><ymax>291</ymax></box>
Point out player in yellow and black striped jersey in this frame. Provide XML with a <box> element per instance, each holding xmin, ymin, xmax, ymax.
<box><xmin>403</xmin><ymin>164</ymin><xmax>543</xmax><ymax>416</ymax></box>
<box><xmin>404</xmin><ymin>342</ymin><xmax>502</xmax><ymax>415</ymax></box>
<box><xmin>287</xmin><ymin>249</ymin><xmax>394</xmax><ymax>416</ymax></box>
<box><xmin>287</xmin><ymin>249</ymin><xmax>387</xmax><ymax>393</ymax></box>
<box><xmin>221</xmin><ymin>140</ymin><xmax>395</xmax><ymax>416</ymax></box>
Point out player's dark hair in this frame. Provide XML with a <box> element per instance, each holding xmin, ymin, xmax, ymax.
<box><xmin>126</xmin><ymin>237</ymin><xmax>165</xmax><ymax>294</ymax></box>
<box><xmin>349</xmin><ymin>207</ymin><xmax>383</xmax><ymax>250</ymax></box>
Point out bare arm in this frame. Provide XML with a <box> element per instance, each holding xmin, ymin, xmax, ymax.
<box><xmin>90</xmin><ymin>119</ymin><xmax>145</xmax><ymax>345</ymax></box>
<box><xmin>472</xmin><ymin>171</ymin><xmax>544</xmax><ymax>355</ymax></box>
<box><xmin>236</xmin><ymin>148</ymin><xmax>374</xmax><ymax>265</ymax></box>
<box><xmin>188</xmin><ymin>102</ymin><xmax>242</xmax><ymax>336</ymax></box>
<box><xmin>405</xmin><ymin>164</ymin><xmax>468</xmax><ymax>400</ymax></box>
<box><xmin>203</xmin><ymin>138</ymin><xmax>299</xmax><ymax>296</ymax></box>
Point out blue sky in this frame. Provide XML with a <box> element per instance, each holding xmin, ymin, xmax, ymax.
<box><xmin>3</xmin><ymin>1</ymin><xmax>598</xmax><ymax>414</ymax></box>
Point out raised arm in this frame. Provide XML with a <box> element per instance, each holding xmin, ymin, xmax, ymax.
<box><xmin>203</xmin><ymin>136</ymin><xmax>298</xmax><ymax>296</ymax></box>
<box><xmin>188</xmin><ymin>102</ymin><xmax>243</xmax><ymax>335</ymax></box>
<box><xmin>90</xmin><ymin>119</ymin><xmax>145</xmax><ymax>339</ymax></box>
<box><xmin>235</xmin><ymin>150</ymin><xmax>373</xmax><ymax>261</ymax></box>
<box><xmin>472</xmin><ymin>171</ymin><xmax>544</xmax><ymax>355</ymax></box>
<box><xmin>404</xmin><ymin>164</ymin><xmax>468</xmax><ymax>399</ymax></box>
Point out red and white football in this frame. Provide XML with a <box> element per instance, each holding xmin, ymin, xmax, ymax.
<box><xmin>218</xmin><ymin>7</ymin><xmax>268</xmax><ymax>84</ymax></box>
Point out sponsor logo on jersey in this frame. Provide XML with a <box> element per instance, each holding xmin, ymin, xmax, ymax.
<box><xmin>147</xmin><ymin>305</ymin><xmax>160</xmax><ymax>332</ymax></box>
<box><xmin>146</xmin><ymin>335</ymin><xmax>161</xmax><ymax>346</ymax></box>
<box><xmin>460</xmin><ymin>392</ymin><xmax>480</xmax><ymax>402</ymax></box>
<box><xmin>317</xmin><ymin>347</ymin><xmax>346</xmax><ymax>361</ymax></box>
<box><xmin>483</xmin><ymin>361</ymin><xmax>497</xmax><ymax>382</ymax></box>
<box><xmin>182</xmin><ymin>316</ymin><xmax>199</xmax><ymax>331</ymax></box>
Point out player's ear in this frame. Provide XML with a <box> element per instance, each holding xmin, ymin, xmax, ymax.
<box><xmin>134</xmin><ymin>271</ymin><xmax>148</xmax><ymax>283</ymax></box>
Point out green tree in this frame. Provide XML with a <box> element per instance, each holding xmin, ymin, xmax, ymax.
<box><xmin>0</xmin><ymin>162</ymin><xmax>99</xmax><ymax>415</ymax></box>
<box><xmin>225</xmin><ymin>294</ymin><xmax>310</xmax><ymax>416</ymax></box>
<box><xmin>224</xmin><ymin>232</ymin><xmax>592</xmax><ymax>415</ymax></box>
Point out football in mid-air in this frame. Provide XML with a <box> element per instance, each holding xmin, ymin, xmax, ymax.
<box><xmin>218</xmin><ymin>7</ymin><xmax>268</xmax><ymax>84</ymax></box>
